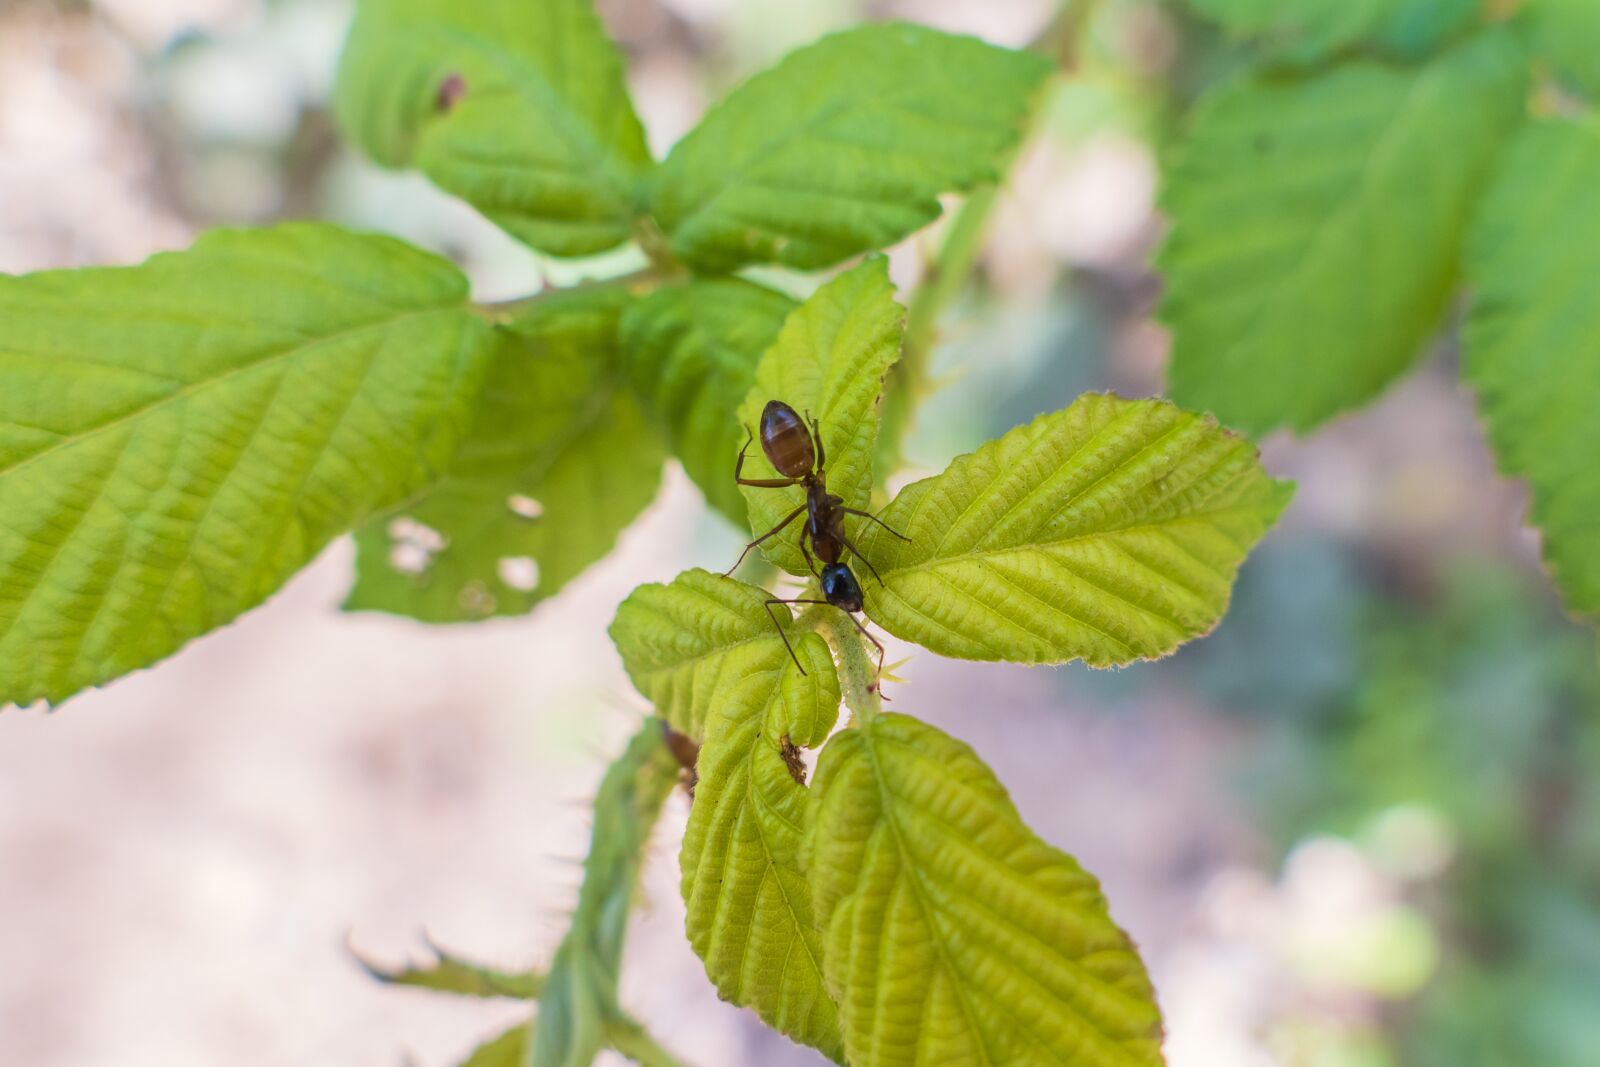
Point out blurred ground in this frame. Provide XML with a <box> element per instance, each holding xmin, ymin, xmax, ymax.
<box><xmin>2</xmin><ymin>2</ymin><xmax>1596</xmax><ymax>1066</ymax></box>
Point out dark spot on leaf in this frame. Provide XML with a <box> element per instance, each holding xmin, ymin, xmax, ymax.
<box><xmin>437</xmin><ymin>73</ymin><xmax>467</xmax><ymax>111</ymax></box>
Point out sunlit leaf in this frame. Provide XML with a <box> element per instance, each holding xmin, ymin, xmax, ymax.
<box><xmin>1464</xmin><ymin>117</ymin><xmax>1600</xmax><ymax>622</ymax></box>
<box><xmin>681</xmin><ymin>632</ymin><xmax>843</xmax><ymax>1060</ymax></box>
<box><xmin>736</xmin><ymin>259</ymin><xmax>903</xmax><ymax>576</ymax></box>
<box><xmin>609</xmin><ymin>569</ymin><xmax>801</xmax><ymax>740</ymax></box>
<box><xmin>1159</xmin><ymin>31</ymin><xmax>1527</xmax><ymax>434</ymax></box>
<box><xmin>856</xmin><ymin>394</ymin><xmax>1291</xmax><ymax>666</ymax></box>
<box><xmin>621</xmin><ymin>279</ymin><xmax>796</xmax><ymax>526</ymax></box>
<box><xmin>346</xmin><ymin>288</ymin><xmax>663</xmax><ymax>622</ymax></box>
<box><xmin>457</xmin><ymin>1024</ymin><xmax>528</xmax><ymax>1067</ymax></box>
<box><xmin>0</xmin><ymin>224</ymin><xmax>490</xmax><ymax>707</ymax></box>
<box><xmin>651</xmin><ymin>23</ymin><xmax>1050</xmax><ymax>273</ymax></box>
<box><xmin>806</xmin><ymin>713</ymin><xmax>1164</xmax><ymax>1067</ymax></box>
<box><xmin>335</xmin><ymin>0</ymin><xmax>653</xmax><ymax>256</ymax></box>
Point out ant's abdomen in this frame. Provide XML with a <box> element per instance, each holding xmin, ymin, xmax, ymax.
<box><xmin>759</xmin><ymin>400</ymin><xmax>815</xmax><ymax>478</ymax></box>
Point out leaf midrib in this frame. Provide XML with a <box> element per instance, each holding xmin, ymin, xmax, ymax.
<box><xmin>0</xmin><ymin>306</ymin><xmax>459</xmax><ymax>483</ymax></box>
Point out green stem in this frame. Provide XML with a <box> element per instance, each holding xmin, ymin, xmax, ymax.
<box><xmin>816</xmin><ymin>610</ymin><xmax>883</xmax><ymax>728</ymax></box>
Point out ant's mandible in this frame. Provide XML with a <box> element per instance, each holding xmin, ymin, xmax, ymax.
<box><xmin>725</xmin><ymin>400</ymin><xmax>910</xmax><ymax>683</ymax></box>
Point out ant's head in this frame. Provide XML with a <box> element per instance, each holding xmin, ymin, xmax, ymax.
<box><xmin>820</xmin><ymin>562</ymin><xmax>864</xmax><ymax>613</ymax></box>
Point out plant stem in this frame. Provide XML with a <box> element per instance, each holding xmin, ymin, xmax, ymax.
<box><xmin>816</xmin><ymin>610</ymin><xmax>883</xmax><ymax>728</ymax></box>
<box><xmin>473</xmin><ymin>266</ymin><xmax>665</xmax><ymax>324</ymax></box>
<box><xmin>607</xmin><ymin>1019</ymin><xmax>695</xmax><ymax>1067</ymax></box>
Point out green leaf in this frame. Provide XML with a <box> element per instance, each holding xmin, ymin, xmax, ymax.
<box><xmin>609</xmin><ymin>569</ymin><xmax>802</xmax><ymax>740</ymax></box>
<box><xmin>334</xmin><ymin>0</ymin><xmax>653</xmax><ymax>257</ymax></box>
<box><xmin>1159</xmin><ymin>31</ymin><xmax>1528</xmax><ymax>435</ymax></box>
<box><xmin>0</xmin><ymin>223</ymin><xmax>490</xmax><ymax>707</ymax></box>
<box><xmin>1520</xmin><ymin>0</ymin><xmax>1600</xmax><ymax>97</ymax></box>
<box><xmin>358</xmin><ymin>941</ymin><xmax>541</xmax><ymax>999</ymax></box>
<box><xmin>458</xmin><ymin>1024</ymin><xmax>528</xmax><ymax>1067</ymax></box>
<box><xmin>621</xmin><ymin>279</ymin><xmax>797</xmax><ymax>527</ymax></box>
<box><xmin>531</xmin><ymin>719</ymin><xmax>681</xmax><ymax>1067</ymax></box>
<box><xmin>736</xmin><ymin>259</ymin><xmax>904</xmax><ymax>576</ymax></box>
<box><xmin>650</xmin><ymin>23</ymin><xmax>1051</xmax><ymax>273</ymax></box>
<box><xmin>1186</xmin><ymin>0</ymin><xmax>1480</xmax><ymax>59</ymax></box>
<box><xmin>1463</xmin><ymin>117</ymin><xmax>1600</xmax><ymax>622</ymax></box>
<box><xmin>856</xmin><ymin>394</ymin><xmax>1292</xmax><ymax>666</ymax></box>
<box><xmin>345</xmin><ymin>288</ymin><xmax>663</xmax><ymax>623</ymax></box>
<box><xmin>806</xmin><ymin>713</ymin><xmax>1163</xmax><ymax>1067</ymax></box>
<box><xmin>681</xmin><ymin>631</ymin><xmax>843</xmax><ymax>1061</ymax></box>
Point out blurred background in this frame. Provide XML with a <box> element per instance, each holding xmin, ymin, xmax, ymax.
<box><xmin>2</xmin><ymin>1</ymin><xmax>1597</xmax><ymax>1065</ymax></box>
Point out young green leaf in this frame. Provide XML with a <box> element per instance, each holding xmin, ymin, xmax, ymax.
<box><xmin>736</xmin><ymin>259</ymin><xmax>904</xmax><ymax>576</ymax></box>
<box><xmin>806</xmin><ymin>713</ymin><xmax>1164</xmax><ymax>1067</ymax></box>
<box><xmin>358</xmin><ymin>942</ymin><xmax>541</xmax><ymax>999</ymax></box>
<box><xmin>1463</xmin><ymin>118</ymin><xmax>1600</xmax><ymax>622</ymax></box>
<box><xmin>1520</xmin><ymin>0</ymin><xmax>1600</xmax><ymax>97</ymax></box>
<box><xmin>621</xmin><ymin>279</ymin><xmax>797</xmax><ymax>526</ymax></box>
<box><xmin>609</xmin><ymin>569</ymin><xmax>800</xmax><ymax>740</ymax></box>
<box><xmin>1159</xmin><ymin>31</ymin><xmax>1528</xmax><ymax>435</ymax></box>
<box><xmin>335</xmin><ymin>0</ymin><xmax>653</xmax><ymax>257</ymax></box>
<box><xmin>1186</xmin><ymin>0</ymin><xmax>1480</xmax><ymax>60</ymax></box>
<box><xmin>856</xmin><ymin>394</ymin><xmax>1292</xmax><ymax>666</ymax></box>
<box><xmin>345</xmin><ymin>289</ymin><xmax>663</xmax><ymax>623</ymax></box>
<box><xmin>0</xmin><ymin>224</ymin><xmax>490</xmax><ymax>708</ymax></box>
<box><xmin>650</xmin><ymin>23</ymin><xmax>1051</xmax><ymax>273</ymax></box>
<box><xmin>681</xmin><ymin>632</ymin><xmax>843</xmax><ymax>1061</ymax></box>
<box><xmin>531</xmin><ymin>720</ymin><xmax>681</xmax><ymax>1067</ymax></box>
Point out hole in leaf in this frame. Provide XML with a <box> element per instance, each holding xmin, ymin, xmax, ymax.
<box><xmin>497</xmin><ymin>556</ymin><xmax>539</xmax><ymax>592</ymax></box>
<box><xmin>436</xmin><ymin>72</ymin><xmax>467</xmax><ymax>111</ymax></box>
<box><xmin>386</xmin><ymin>517</ymin><xmax>447</xmax><ymax>575</ymax></box>
<box><xmin>507</xmin><ymin>495</ymin><xmax>543</xmax><ymax>520</ymax></box>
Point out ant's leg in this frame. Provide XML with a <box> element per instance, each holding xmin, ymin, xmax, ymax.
<box><xmin>726</xmin><ymin>504</ymin><xmax>806</xmax><ymax>575</ymax></box>
<box><xmin>763</xmin><ymin>600</ymin><xmax>807</xmax><ymax>675</ymax></box>
<box><xmin>841</xmin><ymin>611</ymin><xmax>887</xmax><ymax>690</ymax></box>
<box><xmin>837</xmin><ymin>530</ymin><xmax>885</xmax><ymax>585</ymax></box>
<box><xmin>839</xmin><ymin>507</ymin><xmax>912</xmax><ymax>542</ymax></box>
<box><xmin>808</xmin><ymin>413</ymin><xmax>826</xmax><ymax>472</ymax></box>
<box><xmin>735</xmin><ymin>433</ymin><xmax>804</xmax><ymax>487</ymax></box>
<box><xmin>799</xmin><ymin>525</ymin><xmax>820</xmax><ymax>578</ymax></box>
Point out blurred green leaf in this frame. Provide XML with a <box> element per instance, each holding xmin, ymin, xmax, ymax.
<box><xmin>621</xmin><ymin>279</ymin><xmax>796</xmax><ymax>527</ymax></box>
<box><xmin>458</xmin><ymin>1025</ymin><xmax>528</xmax><ymax>1067</ymax></box>
<box><xmin>736</xmin><ymin>259</ymin><xmax>903</xmax><ymax>576</ymax></box>
<box><xmin>651</xmin><ymin>23</ymin><xmax>1050</xmax><ymax>273</ymax></box>
<box><xmin>1160</xmin><ymin>31</ymin><xmax>1527</xmax><ymax>434</ymax></box>
<box><xmin>680</xmin><ymin>632</ymin><xmax>843</xmax><ymax>1061</ymax></box>
<box><xmin>1520</xmin><ymin>0</ymin><xmax>1600</xmax><ymax>97</ymax></box>
<box><xmin>806</xmin><ymin>713</ymin><xmax>1163</xmax><ymax>1067</ymax></box>
<box><xmin>1464</xmin><ymin>117</ymin><xmax>1600</xmax><ymax>623</ymax></box>
<box><xmin>335</xmin><ymin>0</ymin><xmax>653</xmax><ymax>256</ymax></box>
<box><xmin>0</xmin><ymin>224</ymin><xmax>490</xmax><ymax>708</ymax></box>
<box><xmin>346</xmin><ymin>288</ymin><xmax>663</xmax><ymax>623</ymax></box>
<box><xmin>609</xmin><ymin>569</ymin><xmax>801</xmax><ymax>740</ymax></box>
<box><xmin>1186</xmin><ymin>0</ymin><xmax>1481</xmax><ymax>59</ymax></box>
<box><xmin>858</xmin><ymin>393</ymin><xmax>1291</xmax><ymax>666</ymax></box>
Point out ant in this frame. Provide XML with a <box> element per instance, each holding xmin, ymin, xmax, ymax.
<box><xmin>726</xmin><ymin>400</ymin><xmax>910</xmax><ymax>685</ymax></box>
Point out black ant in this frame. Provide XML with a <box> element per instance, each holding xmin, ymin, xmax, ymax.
<box><xmin>726</xmin><ymin>400</ymin><xmax>910</xmax><ymax>685</ymax></box>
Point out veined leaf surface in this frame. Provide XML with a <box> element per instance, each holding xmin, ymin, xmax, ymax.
<box><xmin>736</xmin><ymin>260</ymin><xmax>904</xmax><ymax>576</ymax></box>
<box><xmin>806</xmin><ymin>713</ymin><xmax>1164</xmax><ymax>1067</ymax></box>
<box><xmin>651</xmin><ymin>23</ymin><xmax>1050</xmax><ymax>273</ymax></box>
<box><xmin>346</xmin><ymin>289</ymin><xmax>662</xmax><ymax>622</ymax></box>
<box><xmin>621</xmin><ymin>279</ymin><xmax>796</xmax><ymax>527</ymax></box>
<box><xmin>681</xmin><ymin>632</ymin><xmax>843</xmax><ymax>1061</ymax></box>
<box><xmin>610</xmin><ymin>569</ymin><xmax>803</xmax><ymax>740</ymax></box>
<box><xmin>857</xmin><ymin>394</ymin><xmax>1292</xmax><ymax>666</ymax></box>
<box><xmin>1186</xmin><ymin>0</ymin><xmax>1480</xmax><ymax>59</ymax></box>
<box><xmin>335</xmin><ymin>0</ymin><xmax>653</xmax><ymax>256</ymax></box>
<box><xmin>1464</xmin><ymin>117</ymin><xmax>1600</xmax><ymax>621</ymax></box>
<box><xmin>1159</xmin><ymin>31</ymin><xmax>1527</xmax><ymax>434</ymax></box>
<box><xmin>0</xmin><ymin>224</ymin><xmax>490</xmax><ymax>707</ymax></box>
